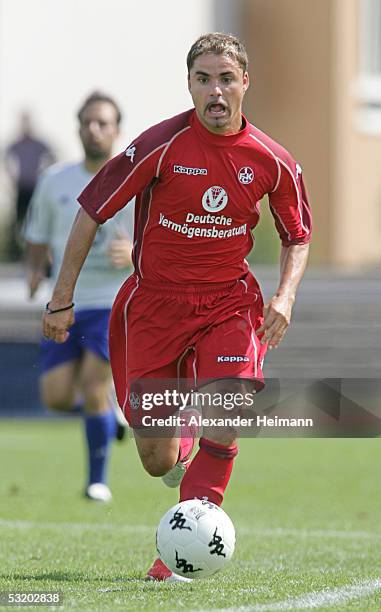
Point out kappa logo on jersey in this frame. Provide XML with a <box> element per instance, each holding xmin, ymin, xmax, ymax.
<box><xmin>296</xmin><ymin>164</ymin><xmax>302</xmax><ymax>180</ymax></box>
<box><xmin>125</xmin><ymin>145</ymin><xmax>136</xmax><ymax>163</ymax></box>
<box><xmin>238</xmin><ymin>166</ymin><xmax>254</xmax><ymax>185</ymax></box>
<box><xmin>217</xmin><ymin>355</ymin><xmax>250</xmax><ymax>363</ymax></box>
<box><xmin>202</xmin><ymin>186</ymin><xmax>228</xmax><ymax>213</ymax></box>
<box><xmin>174</xmin><ymin>165</ymin><xmax>208</xmax><ymax>176</ymax></box>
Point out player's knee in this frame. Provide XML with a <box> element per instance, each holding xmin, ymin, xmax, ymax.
<box><xmin>140</xmin><ymin>453</ymin><xmax>175</xmax><ymax>477</ymax></box>
<box><xmin>41</xmin><ymin>381</ymin><xmax>75</xmax><ymax>413</ymax></box>
<box><xmin>44</xmin><ymin>397</ymin><xmax>74</xmax><ymax>413</ymax></box>
<box><xmin>80</xmin><ymin>380</ymin><xmax>109</xmax><ymax>414</ymax></box>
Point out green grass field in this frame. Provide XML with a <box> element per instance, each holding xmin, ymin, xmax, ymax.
<box><xmin>0</xmin><ymin>420</ymin><xmax>380</xmax><ymax>611</ymax></box>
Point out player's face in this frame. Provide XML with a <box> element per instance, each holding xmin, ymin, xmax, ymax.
<box><xmin>188</xmin><ymin>53</ymin><xmax>249</xmax><ymax>135</ymax></box>
<box><xmin>79</xmin><ymin>101</ymin><xmax>119</xmax><ymax>161</ymax></box>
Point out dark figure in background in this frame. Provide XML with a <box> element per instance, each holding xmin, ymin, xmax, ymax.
<box><xmin>5</xmin><ymin>112</ymin><xmax>55</xmax><ymax>259</ymax></box>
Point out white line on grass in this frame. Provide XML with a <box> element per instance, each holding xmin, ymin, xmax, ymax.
<box><xmin>198</xmin><ymin>579</ymin><xmax>381</xmax><ymax>611</ymax></box>
<box><xmin>0</xmin><ymin>519</ymin><xmax>151</xmax><ymax>533</ymax></box>
<box><xmin>240</xmin><ymin>526</ymin><xmax>381</xmax><ymax>540</ymax></box>
<box><xmin>0</xmin><ymin>519</ymin><xmax>381</xmax><ymax>541</ymax></box>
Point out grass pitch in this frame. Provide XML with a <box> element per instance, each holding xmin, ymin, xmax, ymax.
<box><xmin>0</xmin><ymin>419</ymin><xmax>380</xmax><ymax>611</ymax></box>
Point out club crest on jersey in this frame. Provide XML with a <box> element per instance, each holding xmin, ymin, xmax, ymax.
<box><xmin>129</xmin><ymin>391</ymin><xmax>140</xmax><ymax>410</ymax></box>
<box><xmin>238</xmin><ymin>166</ymin><xmax>254</xmax><ymax>185</ymax></box>
<box><xmin>125</xmin><ymin>145</ymin><xmax>136</xmax><ymax>162</ymax></box>
<box><xmin>202</xmin><ymin>186</ymin><xmax>228</xmax><ymax>213</ymax></box>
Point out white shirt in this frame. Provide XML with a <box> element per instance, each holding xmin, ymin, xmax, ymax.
<box><xmin>24</xmin><ymin>161</ymin><xmax>134</xmax><ymax>309</ymax></box>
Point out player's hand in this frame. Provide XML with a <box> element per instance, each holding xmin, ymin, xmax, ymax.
<box><xmin>108</xmin><ymin>236</ymin><xmax>133</xmax><ymax>269</ymax></box>
<box><xmin>256</xmin><ymin>294</ymin><xmax>294</xmax><ymax>349</ymax></box>
<box><xmin>42</xmin><ymin>306</ymin><xmax>75</xmax><ymax>343</ymax></box>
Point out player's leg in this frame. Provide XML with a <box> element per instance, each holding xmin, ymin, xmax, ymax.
<box><xmin>136</xmin><ymin>359</ymin><xmax>217</xmax><ymax>583</ymax></box>
<box><xmin>178</xmin><ymin>307</ymin><xmax>267</xmax><ymax>507</ymax></box>
<box><xmin>132</xmin><ymin>361</ymin><xmax>194</xmax><ymax>478</ymax></box>
<box><xmin>110</xmin><ymin>276</ymin><xmax>201</xmax><ymax>481</ymax></box>
<box><xmin>179</xmin><ymin>378</ymin><xmax>246</xmax><ymax>506</ymax></box>
<box><xmin>40</xmin><ymin>360</ymin><xmax>79</xmax><ymax>412</ymax></box>
<box><xmin>78</xmin><ymin>349</ymin><xmax>117</xmax><ymax>502</ymax></box>
<box><xmin>133</xmin><ymin>433</ymin><xmax>180</xmax><ymax>477</ymax></box>
<box><xmin>39</xmin><ymin>332</ymin><xmax>81</xmax><ymax>411</ymax></box>
<box><xmin>68</xmin><ymin>308</ymin><xmax>120</xmax><ymax>501</ymax></box>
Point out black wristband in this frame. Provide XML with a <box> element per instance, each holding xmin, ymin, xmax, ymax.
<box><xmin>45</xmin><ymin>302</ymin><xmax>75</xmax><ymax>314</ymax></box>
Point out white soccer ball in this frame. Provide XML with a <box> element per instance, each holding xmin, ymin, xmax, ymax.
<box><xmin>156</xmin><ymin>499</ymin><xmax>235</xmax><ymax>579</ymax></box>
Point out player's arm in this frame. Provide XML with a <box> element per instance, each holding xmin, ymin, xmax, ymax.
<box><xmin>257</xmin><ymin>243</ymin><xmax>309</xmax><ymax>349</ymax></box>
<box><xmin>42</xmin><ymin>209</ymin><xmax>98</xmax><ymax>343</ymax></box>
<box><xmin>25</xmin><ymin>242</ymin><xmax>49</xmax><ymax>298</ymax></box>
<box><xmin>78</xmin><ymin>133</ymin><xmax>165</xmax><ymax>224</ymax></box>
<box><xmin>258</xmin><ymin>156</ymin><xmax>312</xmax><ymax>348</ymax></box>
<box><xmin>23</xmin><ymin>171</ymin><xmax>54</xmax><ymax>298</ymax></box>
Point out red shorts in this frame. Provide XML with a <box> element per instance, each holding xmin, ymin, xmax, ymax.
<box><xmin>109</xmin><ymin>272</ymin><xmax>267</xmax><ymax>425</ymax></box>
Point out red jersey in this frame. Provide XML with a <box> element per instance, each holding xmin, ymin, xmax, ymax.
<box><xmin>78</xmin><ymin>109</ymin><xmax>312</xmax><ymax>284</ymax></box>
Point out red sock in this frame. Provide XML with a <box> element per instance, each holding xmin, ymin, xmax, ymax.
<box><xmin>179</xmin><ymin>437</ymin><xmax>238</xmax><ymax>506</ymax></box>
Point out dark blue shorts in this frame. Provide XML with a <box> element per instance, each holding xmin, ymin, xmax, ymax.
<box><xmin>40</xmin><ymin>309</ymin><xmax>111</xmax><ymax>374</ymax></box>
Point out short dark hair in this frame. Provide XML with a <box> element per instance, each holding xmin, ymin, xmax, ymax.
<box><xmin>77</xmin><ymin>91</ymin><xmax>122</xmax><ymax>125</ymax></box>
<box><xmin>187</xmin><ymin>32</ymin><xmax>249</xmax><ymax>74</ymax></box>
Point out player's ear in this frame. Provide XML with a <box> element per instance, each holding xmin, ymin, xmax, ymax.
<box><xmin>243</xmin><ymin>72</ymin><xmax>250</xmax><ymax>93</ymax></box>
<box><xmin>187</xmin><ymin>74</ymin><xmax>191</xmax><ymax>93</ymax></box>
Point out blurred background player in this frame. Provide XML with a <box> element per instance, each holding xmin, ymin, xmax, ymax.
<box><xmin>4</xmin><ymin>112</ymin><xmax>55</xmax><ymax>260</ymax></box>
<box><xmin>24</xmin><ymin>92</ymin><xmax>134</xmax><ymax>502</ymax></box>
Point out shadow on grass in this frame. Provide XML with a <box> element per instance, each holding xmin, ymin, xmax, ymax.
<box><xmin>2</xmin><ymin>571</ymin><xmax>143</xmax><ymax>583</ymax></box>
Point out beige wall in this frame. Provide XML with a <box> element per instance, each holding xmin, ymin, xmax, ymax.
<box><xmin>332</xmin><ymin>0</ymin><xmax>381</xmax><ymax>266</ymax></box>
<box><xmin>241</xmin><ymin>0</ymin><xmax>381</xmax><ymax>267</ymax></box>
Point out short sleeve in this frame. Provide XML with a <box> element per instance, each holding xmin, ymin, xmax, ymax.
<box><xmin>78</xmin><ymin>135</ymin><xmax>166</xmax><ymax>224</ymax></box>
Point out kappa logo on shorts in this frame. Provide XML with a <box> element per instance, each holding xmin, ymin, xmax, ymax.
<box><xmin>217</xmin><ymin>356</ymin><xmax>250</xmax><ymax>363</ymax></box>
<box><xmin>202</xmin><ymin>186</ymin><xmax>228</xmax><ymax>213</ymax></box>
<box><xmin>238</xmin><ymin>167</ymin><xmax>254</xmax><ymax>185</ymax></box>
<box><xmin>296</xmin><ymin>163</ymin><xmax>302</xmax><ymax>180</ymax></box>
<box><xmin>129</xmin><ymin>391</ymin><xmax>141</xmax><ymax>409</ymax></box>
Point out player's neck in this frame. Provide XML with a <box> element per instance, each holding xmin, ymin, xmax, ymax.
<box><xmin>197</xmin><ymin>111</ymin><xmax>244</xmax><ymax>136</ymax></box>
<box><xmin>83</xmin><ymin>156</ymin><xmax>112</xmax><ymax>175</ymax></box>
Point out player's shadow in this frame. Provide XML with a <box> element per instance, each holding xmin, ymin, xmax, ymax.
<box><xmin>1</xmin><ymin>571</ymin><xmax>141</xmax><ymax>584</ymax></box>
<box><xmin>2</xmin><ymin>570</ymin><xmax>86</xmax><ymax>583</ymax></box>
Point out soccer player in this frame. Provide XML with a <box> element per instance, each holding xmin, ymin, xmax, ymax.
<box><xmin>25</xmin><ymin>92</ymin><xmax>134</xmax><ymax>503</ymax></box>
<box><xmin>42</xmin><ymin>34</ymin><xmax>312</xmax><ymax>577</ymax></box>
